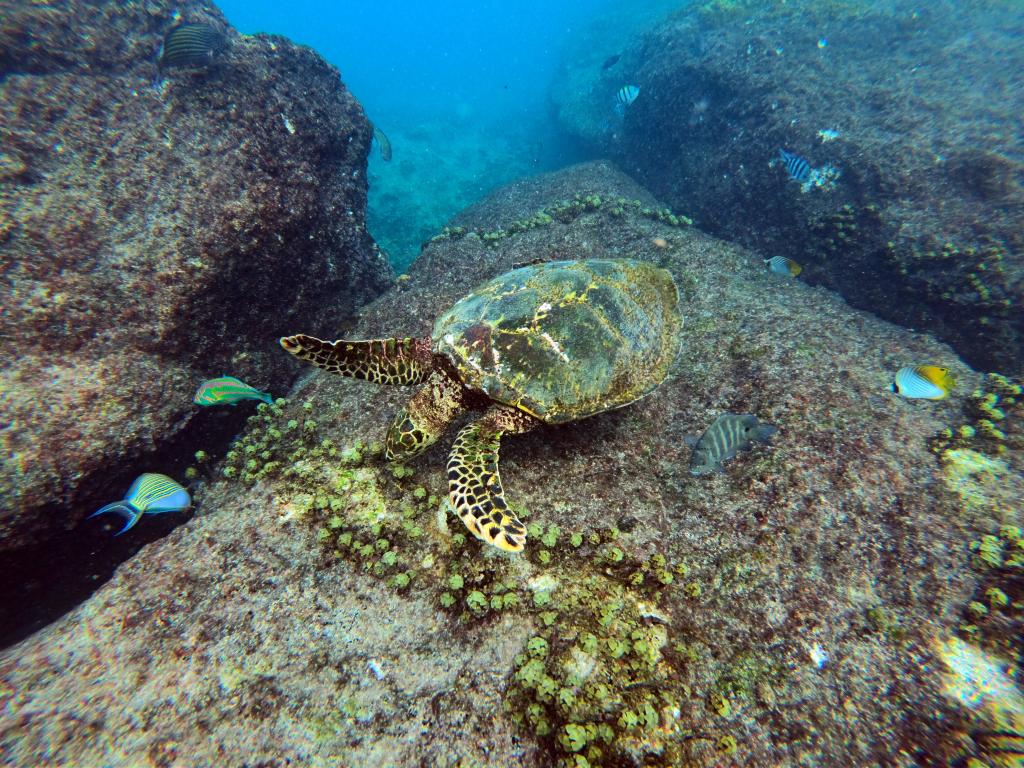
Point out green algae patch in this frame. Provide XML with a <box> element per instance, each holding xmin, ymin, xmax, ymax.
<box><xmin>940</xmin><ymin>448</ymin><xmax>1014</xmax><ymax>517</ymax></box>
<box><xmin>214</xmin><ymin>394</ymin><xmax>737</xmax><ymax>765</ymax></box>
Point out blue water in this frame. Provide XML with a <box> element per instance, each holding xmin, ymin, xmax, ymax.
<box><xmin>219</xmin><ymin>0</ymin><xmax>617</xmax><ymax>269</ymax></box>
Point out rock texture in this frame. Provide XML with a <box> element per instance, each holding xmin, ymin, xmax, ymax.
<box><xmin>0</xmin><ymin>0</ymin><xmax>392</xmax><ymax>550</ymax></box>
<box><xmin>553</xmin><ymin>0</ymin><xmax>1024</xmax><ymax>375</ymax></box>
<box><xmin>3</xmin><ymin>162</ymin><xmax>1020</xmax><ymax>767</ymax></box>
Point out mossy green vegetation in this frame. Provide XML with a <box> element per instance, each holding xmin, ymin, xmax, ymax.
<box><xmin>927</xmin><ymin>373</ymin><xmax>1024</xmax><ymax>672</ymax></box>
<box><xmin>427</xmin><ymin>195</ymin><xmax>691</xmax><ymax>250</ymax></box>
<box><xmin>214</xmin><ymin>388</ymin><xmax>785</xmax><ymax>764</ymax></box>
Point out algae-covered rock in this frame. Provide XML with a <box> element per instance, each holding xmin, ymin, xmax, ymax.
<box><xmin>1</xmin><ymin>161</ymin><xmax>1018</xmax><ymax>767</ymax></box>
<box><xmin>553</xmin><ymin>0</ymin><xmax>1024</xmax><ymax>375</ymax></box>
<box><xmin>0</xmin><ymin>0</ymin><xmax>392</xmax><ymax>550</ymax></box>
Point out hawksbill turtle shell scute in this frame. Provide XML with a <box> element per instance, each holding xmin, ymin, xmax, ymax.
<box><xmin>432</xmin><ymin>259</ymin><xmax>682</xmax><ymax>423</ymax></box>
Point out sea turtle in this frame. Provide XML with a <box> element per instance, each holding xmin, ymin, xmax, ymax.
<box><xmin>280</xmin><ymin>258</ymin><xmax>681</xmax><ymax>552</ymax></box>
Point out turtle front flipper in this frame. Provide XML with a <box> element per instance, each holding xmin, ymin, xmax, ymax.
<box><xmin>447</xmin><ymin>405</ymin><xmax>537</xmax><ymax>552</ymax></box>
<box><xmin>280</xmin><ymin>334</ymin><xmax>433</xmax><ymax>385</ymax></box>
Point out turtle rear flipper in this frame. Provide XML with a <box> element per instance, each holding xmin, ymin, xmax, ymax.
<box><xmin>280</xmin><ymin>334</ymin><xmax>432</xmax><ymax>385</ymax></box>
<box><xmin>447</xmin><ymin>405</ymin><xmax>536</xmax><ymax>552</ymax></box>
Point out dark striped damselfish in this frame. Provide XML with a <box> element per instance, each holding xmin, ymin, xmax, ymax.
<box><xmin>779</xmin><ymin>148</ymin><xmax>811</xmax><ymax>183</ymax></box>
<box><xmin>159</xmin><ymin>23</ymin><xmax>226</xmax><ymax>71</ymax></box>
<box><xmin>686</xmin><ymin>413</ymin><xmax>777</xmax><ymax>476</ymax></box>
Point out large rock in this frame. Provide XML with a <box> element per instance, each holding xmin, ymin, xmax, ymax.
<box><xmin>4</xmin><ymin>161</ymin><xmax>1021</xmax><ymax>766</ymax></box>
<box><xmin>552</xmin><ymin>0</ymin><xmax>1024</xmax><ymax>375</ymax></box>
<box><xmin>0</xmin><ymin>1</ymin><xmax>392</xmax><ymax>550</ymax></box>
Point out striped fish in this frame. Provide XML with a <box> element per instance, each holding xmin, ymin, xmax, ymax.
<box><xmin>890</xmin><ymin>365</ymin><xmax>955</xmax><ymax>400</ymax></box>
<box><xmin>779</xmin><ymin>149</ymin><xmax>811</xmax><ymax>183</ymax></box>
<box><xmin>686</xmin><ymin>413</ymin><xmax>778</xmax><ymax>476</ymax></box>
<box><xmin>373</xmin><ymin>126</ymin><xmax>392</xmax><ymax>161</ymax></box>
<box><xmin>194</xmin><ymin>376</ymin><xmax>273</xmax><ymax>406</ymax></box>
<box><xmin>88</xmin><ymin>473</ymin><xmax>191</xmax><ymax>535</ymax></box>
<box><xmin>617</xmin><ymin>84</ymin><xmax>641</xmax><ymax>106</ymax></box>
<box><xmin>764</xmin><ymin>255</ymin><xmax>802</xmax><ymax>277</ymax></box>
<box><xmin>158</xmin><ymin>23</ymin><xmax>226</xmax><ymax>72</ymax></box>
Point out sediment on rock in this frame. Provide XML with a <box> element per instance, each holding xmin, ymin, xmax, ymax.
<box><xmin>0</xmin><ymin>0</ymin><xmax>392</xmax><ymax>551</ymax></box>
<box><xmin>3</xmin><ymin>162</ymin><xmax>1017</xmax><ymax>767</ymax></box>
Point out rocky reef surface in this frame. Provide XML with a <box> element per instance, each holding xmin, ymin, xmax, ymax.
<box><xmin>4</xmin><ymin>161</ymin><xmax>1021</xmax><ymax>767</ymax></box>
<box><xmin>0</xmin><ymin>1</ymin><xmax>392</xmax><ymax>551</ymax></box>
<box><xmin>552</xmin><ymin>0</ymin><xmax>1024</xmax><ymax>375</ymax></box>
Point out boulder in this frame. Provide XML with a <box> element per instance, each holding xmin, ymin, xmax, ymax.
<box><xmin>553</xmin><ymin>0</ymin><xmax>1024</xmax><ymax>374</ymax></box>
<box><xmin>3</xmin><ymin>162</ymin><xmax>1020</xmax><ymax>767</ymax></box>
<box><xmin>0</xmin><ymin>0</ymin><xmax>392</xmax><ymax>551</ymax></box>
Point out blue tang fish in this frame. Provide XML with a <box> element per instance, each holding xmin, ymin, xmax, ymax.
<box><xmin>194</xmin><ymin>376</ymin><xmax>273</xmax><ymax>406</ymax></box>
<box><xmin>89</xmin><ymin>473</ymin><xmax>191</xmax><ymax>534</ymax></box>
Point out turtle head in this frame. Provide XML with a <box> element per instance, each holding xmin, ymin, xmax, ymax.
<box><xmin>385</xmin><ymin>407</ymin><xmax>437</xmax><ymax>461</ymax></box>
<box><xmin>384</xmin><ymin>368</ymin><xmax>470</xmax><ymax>462</ymax></box>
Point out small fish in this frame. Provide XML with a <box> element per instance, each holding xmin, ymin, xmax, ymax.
<box><xmin>686</xmin><ymin>413</ymin><xmax>778</xmax><ymax>476</ymax></box>
<box><xmin>194</xmin><ymin>376</ymin><xmax>273</xmax><ymax>406</ymax></box>
<box><xmin>890</xmin><ymin>365</ymin><xmax>955</xmax><ymax>400</ymax></box>
<box><xmin>617</xmin><ymin>84</ymin><xmax>641</xmax><ymax>106</ymax></box>
<box><xmin>158</xmin><ymin>23</ymin><xmax>226</xmax><ymax>72</ymax></box>
<box><xmin>372</xmin><ymin>126</ymin><xmax>392</xmax><ymax>161</ymax></box>
<box><xmin>778</xmin><ymin>148</ymin><xmax>811</xmax><ymax>183</ymax></box>
<box><xmin>89</xmin><ymin>473</ymin><xmax>191</xmax><ymax>535</ymax></box>
<box><xmin>765</xmin><ymin>255</ymin><xmax>802</xmax><ymax>277</ymax></box>
<box><xmin>601</xmin><ymin>54</ymin><xmax>621</xmax><ymax>70</ymax></box>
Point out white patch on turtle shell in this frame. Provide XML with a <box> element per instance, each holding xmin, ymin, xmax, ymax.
<box><xmin>538</xmin><ymin>302</ymin><xmax>552</xmax><ymax>312</ymax></box>
<box><xmin>541</xmin><ymin>332</ymin><xmax>569</xmax><ymax>363</ymax></box>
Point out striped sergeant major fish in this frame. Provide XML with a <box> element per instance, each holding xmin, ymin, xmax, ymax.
<box><xmin>890</xmin><ymin>365</ymin><xmax>955</xmax><ymax>400</ymax></box>
<box><xmin>89</xmin><ymin>473</ymin><xmax>191</xmax><ymax>535</ymax></box>
<box><xmin>778</xmin><ymin>148</ymin><xmax>811</xmax><ymax>183</ymax></box>
<box><xmin>685</xmin><ymin>413</ymin><xmax>778</xmax><ymax>476</ymax></box>
<box><xmin>194</xmin><ymin>376</ymin><xmax>273</xmax><ymax>406</ymax></box>
<box><xmin>617</xmin><ymin>84</ymin><xmax>641</xmax><ymax>106</ymax></box>
<box><xmin>158</xmin><ymin>22</ymin><xmax>226</xmax><ymax>73</ymax></box>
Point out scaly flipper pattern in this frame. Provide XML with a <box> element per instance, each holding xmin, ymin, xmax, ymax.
<box><xmin>279</xmin><ymin>334</ymin><xmax>433</xmax><ymax>385</ymax></box>
<box><xmin>386</xmin><ymin>368</ymin><xmax>473</xmax><ymax>461</ymax></box>
<box><xmin>447</xmin><ymin>404</ymin><xmax>537</xmax><ymax>552</ymax></box>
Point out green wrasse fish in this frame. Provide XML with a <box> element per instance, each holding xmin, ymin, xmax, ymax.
<box><xmin>194</xmin><ymin>376</ymin><xmax>272</xmax><ymax>406</ymax></box>
<box><xmin>686</xmin><ymin>413</ymin><xmax>778</xmax><ymax>476</ymax></box>
<box><xmin>89</xmin><ymin>473</ymin><xmax>191</xmax><ymax>535</ymax></box>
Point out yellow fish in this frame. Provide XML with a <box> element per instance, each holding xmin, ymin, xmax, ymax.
<box><xmin>890</xmin><ymin>365</ymin><xmax>955</xmax><ymax>400</ymax></box>
<box><xmin>764</xmin><ymin>256</ymin><xmax>802</xmax><ymax>277</ymax></box>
